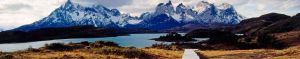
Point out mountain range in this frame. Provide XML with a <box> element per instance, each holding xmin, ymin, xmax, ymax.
<box><xmin>14</xmin><ymin>0</ymin><xmax>243</xmax><ymax>32</ymax></box>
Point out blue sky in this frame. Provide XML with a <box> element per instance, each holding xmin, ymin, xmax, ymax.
<box><xmin>0</xmin><ymin>0</ymin><xmax>299</xmax><ymax>30</ymax></box>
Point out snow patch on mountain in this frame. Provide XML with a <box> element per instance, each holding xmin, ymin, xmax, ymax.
<box><xmin>128</xmin><ymin>20</ymin><xmax>142</xmax><ymax>24</ymax></box>
<box><xmin>138</xmin><ymin>1</ymin><xmax>243</xmax><ymax>25</ymax></box>
<box><xmin>14</xmin><ymin>0</ymin><xmax>138</xmax><ymax>31</ymax></box>
<box><xmin>216</xmin><ymin>3</ymin><xmax>233</xmax><ymax>10</ymax></box>
<box><xmin>171</xmin><ymin>13</ymin><xmax>182</xmax><ymax>22</ymax></box>
<box><xmin>14</xmin><ymin>0</ymin><xmax>244</xmax><ymax>32</ymax></box>
<box><xmin>193</xmin><ymin>1</ymin><xmax>211</xmax><ymax>13</ymax></box>
<box><xmin>136</xmin><ymin>0</ymin><xmax>244</xmax><ymax>30</ymax></box>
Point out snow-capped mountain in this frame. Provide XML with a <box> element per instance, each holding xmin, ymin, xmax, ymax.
<box><xmin>135</xmin><ymin>1</ymin><xmax>244</xmax><ymax>31</ymax></box>
<box><xmin>15</xmin><ymin>0</ymin><xmax>140</xmax><ymax>31</ymax></box>
<box><xmin>14</xmin><ymin>0</ymin><xmax>243</xmax><ymax>32</ymax></box>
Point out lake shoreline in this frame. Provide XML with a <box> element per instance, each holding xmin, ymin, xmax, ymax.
<box><xmin>0</xmin><ymin>33</ymin><xmax>198</xmax><ymax>52</ymax></box>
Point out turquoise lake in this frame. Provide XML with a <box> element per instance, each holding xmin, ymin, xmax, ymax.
<box><xmin>0</xmin><ymin>33</ymin><xmax>208</xmax><ymax>52</ymax></box>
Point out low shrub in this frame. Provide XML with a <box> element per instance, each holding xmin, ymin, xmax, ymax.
<box><xmin>95</xmin><ymin>41</ymin><xmax>119</xmax><ymax>46</ymax></box>
<box><xmin>257</xmin><ymin>34</ymin><xmax>287</xmax><ymax>49</ymax></box>
<box><xmin>149</xmin><ymin>43</ymin><xmax>180</xmax><ymax>50</ymax></box>
<box><xmin>149</xmin><ymin>43</ymin><xmax>211</xmax><ymax>50</ymax></box>
<box><xmin>91</xmin><ymin>41</ymin><xmax>119</xmax><ymax>47</ymax></box>
<box><xmin>153</xmin><ymin>32</ymin><xmax>196</xmax><ymax>43</ymax></box>
<box><xmin>0</xmin><ymin>54</ymin><xmax>13</xmax><ymax>59</ymax></box>
<box><xmin>43</xmin><ymin>40</ymin><xmax>120</xmax><ymax>51</ymax></box>
<box><xmin>96</xmin><ymin>47</ymin><xmax>147</xmax><ymax>58</ymax></box>
<box><xmin>80</xmin><ymin>41</ymin><xmax>90</xmax><ymax>46</ymax></box>
<box><xmin>44</xmin><ymin>43</ymin><xmax>72</xmax><ymax>51</ymax></box>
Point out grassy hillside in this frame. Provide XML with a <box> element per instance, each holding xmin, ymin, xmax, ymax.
<box><xmin>197</xmin><ymin>45</ymin><xmax>300</xmax><ymax>59</ymax></box>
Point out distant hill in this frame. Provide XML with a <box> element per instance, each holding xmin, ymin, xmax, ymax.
<box><xmin>234</xmin><ymin>13</ymin><xmax>300</xmax><ymax>36</ymax></box>
<box><xmin>232</xmin><ymin>13</ymin><xmax>300</xmax><ymax>49</ymax></box>
<box><xmin>255</xmin><ymin>13</ymin><xmax>300</xmax><ymax>35</ymax></box>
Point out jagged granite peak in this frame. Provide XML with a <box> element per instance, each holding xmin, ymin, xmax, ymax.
<box><xmin>139</xmin><ymin>12</ymin><xmax>152</xmax><ymax>20</ymax></box>
<box><xmin>216</xmin><ymin>3</ymin><xmax>237</xmax><ymax>17</ymax></box>
<box><xmin>176</xmin><ymin>3</ymin><xmax>188</xmax><ymax>14</ymax></box>
<box><xmin>135</xmin><ymin>14</ymin><xmax>182</xmax><ymax>30</ymax></box>
<box><xmin>137</xmin><ymin>1</ymin><xmax>244</xmax><ymax>31</ymax></box>
<box><xmin>193</xmin><ymin>1</ymin><xmax>211</xmax><ymax>13</ymax></box>
<box><xmin>217</xmin><ymin>3</ymin><xmax>233</xmax><ymax>10</ymax></box>
<box><xmin>66</xmin><ymin>0</ymin><xmax>72</xmax><ymax>4</ymax></box>
<box><xmin>14</xmin><ymin>0</ymin><xmax>138</xmax><ymax>31</ymax></box>
<box><xmin>165</xmin><ymin>0</ymin><xmax>173</xmax><ymax>6</ymax></box>
<box><xmin>110</xmin><ymin>9</ymin><xmax>121</xmax><ymax>16</ymax></box>
<box><xmin>177</xmin><ymin>3</ymin><xmax>185</xmax><ymax>8</ymax></box>
<box><xmin>155</xmin><ymin>0</ymin><xmax>175</xmax><ymax>16</ymax></box>
<box><xmin>14</xmin><ymin>0</ymin><xmax>244</xmax><ymax>32</ymax></box>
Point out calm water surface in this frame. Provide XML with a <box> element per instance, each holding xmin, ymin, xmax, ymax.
<box><xmin>0</xmin><ymin>33</ymin><xmax>208</xmax><ymax>52</ymax></box>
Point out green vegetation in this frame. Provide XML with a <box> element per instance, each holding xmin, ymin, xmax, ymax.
<box><xmin>0</xmin><ymin>54</ymin><xmax>13</xmax><ymax>59</ymax></box>
<box><xmin>93</xmin><ymin>40</ymin><xmax>119</xmax><ymax>47</ymax></box>
<box><xmin>43</xmin><ymin>41</ymin><xmax>120</xmax><ymax>51</ymax></box>
<box><xmin>257</xmin><ymin>34</ymin><xmax>287</xmax><ymax>49</ymax></box>
<box><xmin>151</xmin><ymin>32</ymin><xmax>196</xmax><ymax>43</ymax></box>
<box><xmin>44</xmin><ymin>43</ymin><xmax>73</xmax><ymax>51</ymax></box>
<box><xmin>149</xmin><ymin>43</ymin><xmax>181</xmax><ymax>50</ymax></box>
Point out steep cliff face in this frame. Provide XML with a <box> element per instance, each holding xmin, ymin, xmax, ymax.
<box><xmin>136</xmin><ymin>1</ymin><xmax>243</xmax><ymax>31</ymax></box>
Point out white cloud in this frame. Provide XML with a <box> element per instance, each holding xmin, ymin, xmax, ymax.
<box><xmin>213</xmin><ymin>0</ymin><xmax>300</xmax><ymax>18</ymax></box>
<box><xmin>0</xmin><ymin>0</ymin><xmax>67</xmax><ymax>30</ymax></box>
<box><xmin>72</xmin><ymin>0</ymin><xmax>133</xmax><ymax>8</ymax></box>
<box><xmin>116</xmin><ymin>0</ymin><xmax>300</xmax><ymax>17</ymax></box>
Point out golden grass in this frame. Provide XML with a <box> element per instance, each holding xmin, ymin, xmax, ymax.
<box><xmin>0</xmin><ymin>41</ymin><xmax>185</xmax><ymax>59</ymax></box>
<box><xmin>12</xmin><ymin>49</ymin><xmax>128</xmax><ymax>59</ymax></box>
<box><xmin>273</xmin><ymin>31</ymin><xmax>300</xmax><ymax>46</ymax></box>
<box><xmin>2</xmin><ymin>44</ymin><xmax>300</xmax><ymax>59</ymax></box>
<box><xmin>0</xmin><ymin>47</ymin><xmax>183</xmax><ymax>59</ymax></box>
<box><xmin>197</xmin><ymin>46</ymin><xmax>300</xmax><ymax>59</ymax></box>
<box><xmin>142</xmin><ymin>48</ymin><xmax>183</xmax><ymax>59</ymax></box>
